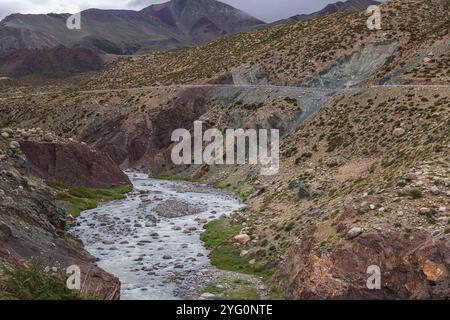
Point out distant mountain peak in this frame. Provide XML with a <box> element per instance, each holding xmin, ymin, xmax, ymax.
<box><xmin>0</xmin><ymin>0</ymin><xmax>264</xmax><ymax>55</ymax></box>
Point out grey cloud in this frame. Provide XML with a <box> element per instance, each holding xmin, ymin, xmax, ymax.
<box><xmin>0</xmin><ymin>0</ymin><xmax>383</xmax><ymax>22</ymax></box>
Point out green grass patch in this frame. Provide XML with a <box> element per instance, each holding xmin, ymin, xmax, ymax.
<box><xmin>212</xmin><ymin>182</ymin><xmax>254</xmax><ymax>200</ymax></box>
<box><xmin>46</xmin><ymin>181</ymin><xmax>132</xmax><ymax>217</ymax></box>
<box><xmin>0</xmin><ymin>264</ymin><xmax>87</xmax><ymax>300</ymax></box>
<box><xmin>268</xmin><ymin>285</ymin><xmax>285</xmax><ymax>300</ymax></box>
<box><xmin>203</xmin><ymin>279</ymin><xmax>260</xmax><ymax>300</ymax></box>
<box><xmin>201</xmin><ymin>220</ymin><xmax>274</xmax><ymax>280</ymax></box>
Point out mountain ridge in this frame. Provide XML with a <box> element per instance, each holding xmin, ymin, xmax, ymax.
<box><xmin>271</xmin><ymin>0</ymin><xmax>381</xmax><ymax>25</ymax></box>
<box><xmin>0</xmin><ymin>0</ymin><xmax>265</xmax><ymax>55</ymax></box>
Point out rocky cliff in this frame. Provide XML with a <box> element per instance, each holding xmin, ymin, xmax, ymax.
<box><xmin>0</xmin><ymin>128</ymin><xmax>127</xmax><ymax>299</ymax></box>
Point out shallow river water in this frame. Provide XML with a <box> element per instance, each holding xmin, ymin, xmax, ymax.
<box><xmin>70</xmin><ymin>172</ymin><xmax>243</xmax><ymax>300</ymax></box>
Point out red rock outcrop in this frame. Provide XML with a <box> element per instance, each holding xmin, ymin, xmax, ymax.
<box><xmin>19</xmin><ymin>141</ymin><xmax>130</xmax><ymax>189</ymax></box>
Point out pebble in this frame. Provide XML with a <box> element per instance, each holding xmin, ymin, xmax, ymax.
<box><xmin>9</xmin><ymin>141</ymin><xmax>20</xmax><ymax>149</ymax></box>
<box><xmin>430</xmin><ymin>186</ymin><xmax>440</xmax><ymax>195</ymax></box>
<box><xmin>240</xmin><ymin>250</ymin><xmax>249</xmax><ymax>257</ymax></box>
<box><xmin>200</xmin><ymin>293</ymin><xmax>216</xmax><ymax>299</ymax></box>
<box><xmin>405</xmin><ymin>172</ymin><xmax>418</xmax><ymax>181</ymax></box>
<box><xmin>393</xmin><ymin>128</ymin><xmax>405</xmax><ymax>137</ymax></box>
<box><xmin>70</xmin><ymin>173</ymin><xmax>244</xmax><ymax>300</ymax></box>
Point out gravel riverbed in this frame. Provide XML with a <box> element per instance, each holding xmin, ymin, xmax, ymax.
<box><xmin>70</xmin><ymin>172</ymin><xmax>244</xmax><ymax>300</ymax></box>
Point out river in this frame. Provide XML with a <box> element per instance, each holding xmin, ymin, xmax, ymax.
<box><xmin>70</xmin><ymin>172</ymin><xmax>244</xmax><ymax>300</ymax></box>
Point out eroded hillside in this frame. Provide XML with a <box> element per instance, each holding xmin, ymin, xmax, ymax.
<box><xmin>189</xmin><ymin>86</ymin><xmax>450</xmax><ymax>299</ymax></box>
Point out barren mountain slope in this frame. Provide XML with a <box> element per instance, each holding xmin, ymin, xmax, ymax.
<box><xmin>183</xmin><ymin>86</ymin><xmax>450</xmax><ymax>299</ymax></box>
<box><xmin>0</xmin><ymin>46</ymin><xmax>104</xmax><ymax>79</ymax></box>
<box><xmin>85</xmin><ymin>0</ymin><xmax>449</xmax><ymax>89</ymax></box>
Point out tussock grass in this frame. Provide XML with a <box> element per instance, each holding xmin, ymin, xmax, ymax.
<box><xmin>46</xmin><ymin>181</ymin><xmax>132</xmax><ymax>217</ymax></box>
<box><xmin>203</xmin><ymin>279</ymin><xmax>260</xmax><ymax>300</ymax></box>
<box><xmin>0</xmin><ymin>264</ymin><xmax>84</xmax><ymax>300</ymax></box>
<box><xmin>201</xmin><ymin>220</ymin><xmax>274</xmax><ymax>279</ymax></box>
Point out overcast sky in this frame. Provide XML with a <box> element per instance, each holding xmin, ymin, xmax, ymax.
<box><xmin>0</xmin><ymin>0</ymin><xmax>365</xmax><ymax>22</ymax></box>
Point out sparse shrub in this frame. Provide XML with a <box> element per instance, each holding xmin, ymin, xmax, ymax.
<box><xmin>409</xmin><ymin>188</ymin><xmax>423</xmax><ymax>199</ymax></box>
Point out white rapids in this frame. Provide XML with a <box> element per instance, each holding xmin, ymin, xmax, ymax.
<box><xmin>70</xmin><ymin>172</ymin><xmax>243</xmax><ymax>300</ymax></box>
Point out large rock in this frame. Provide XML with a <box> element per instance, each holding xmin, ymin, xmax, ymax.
<box><xmin>288</xmin><ymin>180</ymin><xmax>322</xmax><ymax>199</ymax></box>
<box><xmin>19</xmin><ymin>141</ymin><xmax>130</xmax><ymax>188</ymax></box>
<box><xmin>346</xmin><ymin>227</ymin><xmax>364</xmax><ymax>239</ymax></box>
<box><xmin>234</xmin><ymin>234</ymin><xmax>251</xmax><ymax>244</ymax></box>
<box><xmin>393</xmin><ymin>128</ymin><xmax>406</xmax><ymax>137</ymax></box>
<box><xmin>282</xmin><ymin>230</ymin><xmax>450</xmax><ymax>299</ymax></box>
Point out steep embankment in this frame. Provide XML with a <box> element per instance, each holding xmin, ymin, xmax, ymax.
<box><xmin>0</xmin><ymin>85</ymin><xmax>319</xmax><ymax>171</ymax></box>
<box><xmin>0</xmin><ymin>128</ymin><xmax>132</xmax><ymax>299</ymax></box>
<box><xmin>0</xmin><ymin>1</ymin><xmax>448</xmax><ymax>172</ymax></box>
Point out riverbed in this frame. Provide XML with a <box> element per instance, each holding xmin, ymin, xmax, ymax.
<box><xmin>70</xmin><ymin>172</ymin><xmax>244</xmax><ymax>300</ymax></box>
